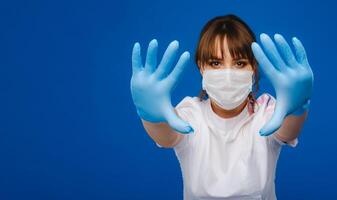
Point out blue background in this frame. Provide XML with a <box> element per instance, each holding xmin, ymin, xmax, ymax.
<box><xmin>0</xmin><ymin>0</ymin><xmax>336</xmax><ymax>199</ymax></box>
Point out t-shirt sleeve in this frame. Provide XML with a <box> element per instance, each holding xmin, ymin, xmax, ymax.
<box><xmin>172</xmin><ymin>96</ymin><xmax>199</xmax><ymax>153</ymax></box>
<box><xmin>257</xmin><ymin>93</ymin><xmax>299</xmax><ymax>148</ymax></box>
<box><xmin>155</xmin><ymin>96</ymin><xmax>197</xmax><ymax>150</ymax></box>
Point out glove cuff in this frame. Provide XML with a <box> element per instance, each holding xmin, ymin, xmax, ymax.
<box><xmin>290</xmin><ymin>99</ymin><xmax>311</xmax><ymax>116</ymax></box>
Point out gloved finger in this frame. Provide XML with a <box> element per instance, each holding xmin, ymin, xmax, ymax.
<box><xmin>132</xmin><ymin>42</ymin><xmax>143</xmax><ymax>75</ymax></box>
<box><xmin>251</xmin><ymin>42</ymin><xmax>278</xmax><ymax>80</ymax></box>
<box><xmin>260</xmin><ymin>102</ymin><xmax>287</xmax><ymax>136</ymax></box>
<box><xmin>155</xmin><ymin>40</ymin><xmax>179</xmax><ymax>80</ymax></box>
<box><xmin>274</xmin><ymin>34</ymin><xmax>298</xmax><ymax>67</ymax></box>
<box><xmin>165</xmin><ymin>108</ymin><xmax>194</xmax><ymax>134</ymax></box>
<box><xmin>144</xmin><ymin>39</ymin><xmax>158</xmax><ymax>74</ymax></box>
<box><xmin>259</xmin><ymin>33</ymin><xmax>287</xmax><ymax>71</ymax></box>
<box><xmin>292</xmin><ymin>37</ymin><xmax>310</xmax><ymax>67</ymax></box>
<box><xmin>166</xmin><ymin>51</ymin><xmax>190</xmax><ymax>91</ymax></box>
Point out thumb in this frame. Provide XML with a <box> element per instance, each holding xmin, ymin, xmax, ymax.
<box><xmin>165</xmin><ymin>109</ymin><xmax>194</xmax><ymax>134</ymax></box>
<box><xmin>260</xmin><ymin>102</ymin><xmax>286</xmax><ymax>136</ymax></box>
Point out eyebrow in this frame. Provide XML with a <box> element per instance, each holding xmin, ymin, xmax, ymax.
<box><xmin>208</xmin><ymin>56</ymin><xmax>223</xmax><ymax>60</ymax></box>
<box><xmin>232</xmin><ymin>58</ymin><xmax>249</xmax><ymax>61</ymax></box>
<box><xmin>208</xmin><ymin>57</ymin><xmax>248</xmax><ymax>62</ymax></box>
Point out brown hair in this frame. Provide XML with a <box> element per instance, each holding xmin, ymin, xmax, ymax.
<box><xmin>195</xmin><ymin>14</ymin><xmax>260</xmax><ymax>114</ymax></box>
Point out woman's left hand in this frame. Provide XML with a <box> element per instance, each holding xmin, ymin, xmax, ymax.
<box><xmin>251</xmin><ymin>33</ymin><xmax>314</xmax><ymax>136</ymax></box>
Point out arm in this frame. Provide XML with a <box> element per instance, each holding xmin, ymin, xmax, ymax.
<box><xmin>275</xmin><ymin>99</ymin><xmax>310</xmax><ymax>142</ymax></box>
<box><xmin>274</xmin><ymin>111</ymin><xmax>307</xmax><ymax>143</ymax></box>
<box><xmin>141</xmin><ymin>118</ymin><xmax>183</xmax><ymax>148</ymax></box>
<box><xmin>141</xmin><ymin>105</ymin><xmax>184</xmax><ymax>148</ymax></box>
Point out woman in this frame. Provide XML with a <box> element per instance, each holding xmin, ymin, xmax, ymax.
<box><xmin>130</xmin><ymin>14</ymin><xmax>313</xmax><ymax>200</ymax></box>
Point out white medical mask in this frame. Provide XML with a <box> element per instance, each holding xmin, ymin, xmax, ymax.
<box><xmin>202</xmin><ymin>68</ymin><xmax>253</xmax><ymax>110</ymax></box>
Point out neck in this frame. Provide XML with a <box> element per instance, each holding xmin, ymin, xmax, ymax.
<box><xmin>210</xmin><ymin>98</ymin><xmax>248</xmax><ymax>119</ymax></box>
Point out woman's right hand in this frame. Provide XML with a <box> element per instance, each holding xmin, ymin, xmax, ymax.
<box><xmin>130</xmin><ymin>39</ymin><xmax>194</xmax><ymax>134</ymax></box>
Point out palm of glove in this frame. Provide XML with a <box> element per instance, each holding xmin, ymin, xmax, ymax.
<box><xmin>131</xmin><ymin>68</ymin><xmax>173</xmax><ymax>123</ymax></box>
<box><xmin>252</xmin><ymin>34</ymin><xmax>314</xmax><ymax>136</ymax></box>
<box><xmin>130</xmin><ymin>39</ymin><xmax>193</xmax><ymax>134</ymax></box>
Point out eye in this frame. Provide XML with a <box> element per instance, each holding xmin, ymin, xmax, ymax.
<box><xmin>208</xmin><ymin>60</ymin><xmax>222</xmax><ymax>68</ymax></box>
<box><xmin>235</xmin><ymin>61</ymin><xmax>247</xmax><ymax>68</ymax></box>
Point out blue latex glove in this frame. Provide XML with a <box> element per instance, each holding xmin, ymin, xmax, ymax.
<box><xmin>251</xmin><ymin>33</ymin><xmax>314</xmax><ymax>136</ymax></box>
<box><xmin>130</xmin><ymin>39</ymin><xmax>194</xmax><ymax>134</ymax></box>
<box><xmin>290</xmin><ymin>99</ymin><xmax>311</xmax><ymax>116</ymax></box>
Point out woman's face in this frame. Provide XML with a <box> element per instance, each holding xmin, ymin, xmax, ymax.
<box><xmin>200</xmin><ymin>36</ymin><xmax>253</xmax><ymax>75</ymax></box>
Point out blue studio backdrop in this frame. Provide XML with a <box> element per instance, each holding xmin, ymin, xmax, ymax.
<box><xmin>0</xmin><ymin>0</ymin><xmax>336</xmax><ymax>199</ymax></box>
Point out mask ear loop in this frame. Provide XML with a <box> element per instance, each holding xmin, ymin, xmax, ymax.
<box><xmin>248</xmin><ymin>73</ymin><xmax>258</xmax><ymax>116</ymax></box>
<box><xmin>248</xmin><ymin>93</ymin><xmax>255</xmax><ymax>116</ymax></box>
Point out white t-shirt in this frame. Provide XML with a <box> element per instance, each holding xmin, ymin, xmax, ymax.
<box><xmin>156</xmin><ymin>93</ymin><xmax>298</xmax><ymax>200</ymax></box>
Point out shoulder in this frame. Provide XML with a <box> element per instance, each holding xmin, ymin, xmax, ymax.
<box><xmin>254</xmin><ymin>93</ymin><xmax>276</xmax><ymax>115</ymax></box>
<box><xmin>172</xmin><ymin>96</ymin><xmax>203</xmax><ymax>151</ymax></box>
<box><xmin>253</xmin><ymin>93</ymin><xmax>276</xmax><ymax>123</ymax></box>
<box><xmin>175</xmin><ymin>96</ymin><xmax>205</xmax><ymax>123</ymax></box>
<box><xmin>256</xmin><ymin>93</ymin><xmax>276</xmax><ymax>108</ymax></box>
<box><xmin>176</xmin><ymin>96</ymin><xmax>203</xmax><ymax>109</ymax></box>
